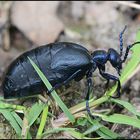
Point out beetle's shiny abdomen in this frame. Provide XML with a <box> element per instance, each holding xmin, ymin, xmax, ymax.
<box><xmin>2</xmin><ymin>44</ymin><xmax>57</xmax><ymax>99</ymax></box>
<box><xmin>51</xmin><ymin>43</ymin><xmax>92</xmax><ymax>82</ymax></box>
<box><xmin>2</xmin><ymin>47</ymin><xmax>51</xmax><ymax>99</ymax></box>
<box><xmin>2</xmin><ymin>42</ymin><xmax>92</xmax><ymax>99</ymax></box>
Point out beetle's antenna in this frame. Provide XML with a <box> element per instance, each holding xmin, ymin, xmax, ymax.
<box><xmin>121</xmin><ymin>41</ymin><xmax>140</xmax><ymax>63</ymax></box>
<box><xmin>119</xmin><ymin>25</ymin><xmax>127</xmax><ymax>57</ymax></box>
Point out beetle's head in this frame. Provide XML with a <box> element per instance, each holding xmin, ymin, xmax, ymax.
<box><xmin>108</xmin><ymin>48</ymin><xmax>122</xmax><ymax>75</ymax></box>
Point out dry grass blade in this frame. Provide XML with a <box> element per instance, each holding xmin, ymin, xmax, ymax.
<box><xmin>115</xmin><ymin>1</ymin><xmax>140</xmax><ymax>10</ymax></box>
<box><xmin>21</xmin><ymin>112</ymin><xmax>29</xmax><ymax>138</ymax></box>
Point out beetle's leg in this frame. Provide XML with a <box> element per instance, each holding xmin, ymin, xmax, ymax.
<box><xmin>115</xmin><ymin>67</ymin><xmax>121</xmax><ymax>76</ymax></box>
<box><xmin>119</xmin><ymin>25</ymin><xmax>127</xmax><ymax>57</ymax></box>
<box><xmin>85</xmin><ymin>71</ymin><xmax>95</xmax><ymax>119</ymax></box>
<box><xmin>98</xmin><ymin>64</ymin><xmax>110</xmax><ymax>90</ymax></box>
<box><xmin>99</xmin><ymin>69</ymin><xmax>121</xmax><ymax>98</ymax></box>
<box><xmin>105</xmin><ymin>79</ymin><xmax>110</xmax><ymax>89</ymax></box>
<box><xmin>48</xmin><ymin>69</ymin><xmax>82</xmax><ymax>94</ymax></box>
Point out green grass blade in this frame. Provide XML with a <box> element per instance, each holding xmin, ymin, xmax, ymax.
<box><xmin>43</xmin><ymin>127</ymin><xmax>92</xmax><ymax>139</ymax></box>
<box><xmin>96</xmin><ymin>126</ymin><xmax>119</xmax><ymax>139</ymax></box>
<box><xmin>0</xmin><ymin>101</ymin><xmax>26</xmax><ymax>111</ymax></box>
<box><xmin>0</xmin><ymin>97</ymin><xmax>4</xmax><ymax>100</ymax></box>
<box><xmin>86</xmin><ymin>118</ymin><xmax>120</xmax><ymax>139</ymax></box>
<box><xmin>0</xmin><ymin>109</ymin><xmax>21</xmax><ymax>135</ymax></box>
<box><xmin>77</xmin><ymin>117</ymin><xmax>88</xmax><ymax>126</ymax></box>
<box><xmin>36</xmin><ymin>104</ymin><xmax>49</xmax><ymax>139</ymax></box>
<box><xmin>99</xmin><ymin>127</ymin><xmax>119</xmax><ymax>139</ymax></box>
<box><xmin>83</xmin><ymin>123</ymin><xmax>102</xmax><ymax>135</ymax></box>
<box><xmin>121</xmin><ymin>30</ymin><xmax>140</xmax><ymax>83</ymax></box>
<box><xmin>68</xmin><ymin>130</ymin><xmax>93</xmax><ymax>139</ymax></box>
<box><xmin>51</xmin><ymin>92</ymin><xmax>75</xmax><ymax>122</ymax></box>
<box><xmin>11</xmin><ymin>111</ymin><xmax>32</xmax><ymax>139</ymax></box>
<box><xmin>99</xmin><ymin>113</ymin><xmax>140</xmax><ymax>129</ymax></box>
<box><xmin>110</xmin><ymin>98</ymin><xmax>140</xmax><ymax>117</ymax></box>
<box><xmin>27</xmin><ymin>102</ymin><xmax>45</xmax><ymax>127</ymax></box>
<box><xmin>11</xmin><ymin>112</ymin><xmax>23</xmax><ymax>127</ymax></box>
<box><xmin>42</xmin><ymin>128</ymin><xmax>75</xmax><ymax>138</ymax></box>
<box><xmin>96</xmin><ymin>130</ymin><xmax>111</xmax><ymax>139</ymax></box>
<box><xmin>28</xmin><ymin>57</ymin><xmax>75</xmax><ymax>123</ymax></box>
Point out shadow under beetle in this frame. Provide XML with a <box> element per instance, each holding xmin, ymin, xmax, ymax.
<box><xmin>1</xmin><ymin>26</ymin><xmax>140</xmax><ymax>118</ymax></box>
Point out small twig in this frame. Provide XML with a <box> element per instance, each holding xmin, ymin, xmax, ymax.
<box><xmin>111</xmin><ymin>124</ymin><xmax>119</xmax><ymax>132</ymax></box>
<box><xmin>2</xmin><ymin>27</ymin><xmax>10</xmax><ymax>51</ymax></box>
<box><xmin>38</xmin><ymin>95</ymin><xmax>48</xmax><ymax>103</ymax></box>
<box><xmin>21</xmin><ymin>111</ymin><xmax>29</xmax><ymax>139</ymax></box>
<box><xmin>115</xmin><ymin>1</ymin><xmax>140</xmax><ymax>10</ymax></box>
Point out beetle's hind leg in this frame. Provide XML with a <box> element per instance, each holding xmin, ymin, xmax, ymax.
<box><xmin>105</xmin><ymin>79</ymin><xmax>110</xmax><ymax>89</ymax></box>
<box><xmin>99</xmin><ymin>69</ymin><xmax>121</xmax><ymax>98</ymax></box>
<box><xmin>48</xmin><ymin>69</ymin><xmax>82</xmax><ymax>94</ymax></box>
<box><xmin>85</xmin><ymin>71</ymin><xmax>97</xmax><ymax>119</ymax></box>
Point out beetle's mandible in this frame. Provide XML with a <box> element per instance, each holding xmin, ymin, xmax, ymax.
<box><xmin>1</xmin><ymin>26</ymin><xmax>140</xmax><ymax>118</ymax></box>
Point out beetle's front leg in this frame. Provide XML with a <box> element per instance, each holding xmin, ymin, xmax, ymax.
<box><xmin>105</xmin><ymin>79</ymin><xmax>110</xmax><ymax>89</ymax></box>
<box><xmin>115</xmin><ymin>67</ymin><xmax>121</xmax><ymax>76</ymax></box>
<box><xmin>99</xmin><ymin>70</ymin><xmax>121</xmax><ymax>98</ymax></box>
<box><xmin>98</xmin><ymin>65</ymin><xmax>110</xmax><ymax>90</ymax></box>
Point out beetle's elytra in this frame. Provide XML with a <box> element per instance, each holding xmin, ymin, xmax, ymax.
<box><xmin>2</xmin><ymin>42</ymin><xmax>92</xmax><ymax>99</ymax></box>
<box><xmin>1</xmin><ymin>26</ymin><xmax>140</xmax><ymax>118</ymax></box>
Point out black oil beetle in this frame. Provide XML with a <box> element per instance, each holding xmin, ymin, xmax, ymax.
<box><xmin>1</xmin><ymin>26</ymin><xmax>140</xmax><ymax>118</ymax></box>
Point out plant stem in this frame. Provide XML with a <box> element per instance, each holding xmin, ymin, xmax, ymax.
<box><xmin>70</xmin><ymin>96</ymin><xmax>108</xmax><ymax>114</ymax></box>
<box><xmin>21</xmin><ymin>111</ymin><xmax>29</xmax><ymax>139</ymax></box>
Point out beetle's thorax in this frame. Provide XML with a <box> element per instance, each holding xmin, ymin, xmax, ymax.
<box><xmin>91</xmin><ymin>50</ymin><xmax>108</xmax><ymax>66</ymax></box>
